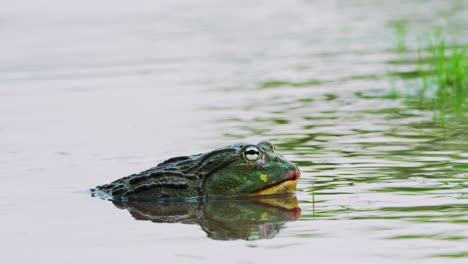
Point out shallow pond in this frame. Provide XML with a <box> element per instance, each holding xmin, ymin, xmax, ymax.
<box><xmin>1</xmin><ymin>0</ymin><xmax>468</xmax><ymax>263</ymax></box>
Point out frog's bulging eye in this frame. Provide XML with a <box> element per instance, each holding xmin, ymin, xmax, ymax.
<box><xmin>244</xmin><ymin>146</ymin><xmax>260</xmax><ymax>161</ymax></box>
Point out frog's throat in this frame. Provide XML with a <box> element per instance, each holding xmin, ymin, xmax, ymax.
<box><xmin>249</xmin><ymin>180</ymin><xmax>297</xmax><ymax>196</ymax></box>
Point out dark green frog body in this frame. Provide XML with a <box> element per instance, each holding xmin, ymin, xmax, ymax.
<box><xmin>92</xmin><ymin>141</ymin><xmax>299</xmax><ymax>201</ymax></box>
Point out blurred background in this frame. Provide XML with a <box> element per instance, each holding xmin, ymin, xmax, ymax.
<box><xmin>1</xmin><ymin>0</ymin><xmax>467</xmax><ymax>263</ymax></box>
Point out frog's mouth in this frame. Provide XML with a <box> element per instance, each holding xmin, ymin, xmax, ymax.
<box><xmin>248</xmin><ymin>167</ymin><xmax>300</xmax><ymax>196</ymax></box>
<box><xmin>251</xmin><ymin>179</ymin><xmax>298</xmax><ymax>195</ymax></box>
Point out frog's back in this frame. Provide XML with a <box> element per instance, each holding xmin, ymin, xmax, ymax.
<box><xmin>92</xmin><ymin>153</ymin><xmax>204</xmax><ymax>201</ymax></box>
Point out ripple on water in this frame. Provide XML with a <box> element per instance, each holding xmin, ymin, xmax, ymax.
<box><xmin>2</xmin><ymin>0</ymin><xmax>468</xmax><ymax>263</ymax></box>
<box><xmin>210</xmin><ymin>59</ymin><xmax>468</xmax><ymax>258</ymax></box>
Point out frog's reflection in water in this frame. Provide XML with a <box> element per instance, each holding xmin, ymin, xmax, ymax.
<box><xmin>111</xmin><ymin>194</ymin><xmax>301</xmax><ymax>241</ymax></box>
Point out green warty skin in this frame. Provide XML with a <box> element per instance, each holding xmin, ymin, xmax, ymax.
<box><xmin>92</xmin><ymin>141</ymin><xmax>299</xmax><ymax>201</ymax></box>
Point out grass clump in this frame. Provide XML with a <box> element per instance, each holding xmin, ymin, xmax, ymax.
<box><xmin>407</xmin><ymin>27</ymin><xmax>468</xmax><ymax>123</ymax></box>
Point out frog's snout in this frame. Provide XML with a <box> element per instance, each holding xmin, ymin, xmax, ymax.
<box><xmin>289</xmin><ymin>165</ymin><xmax>300</xmax><ymax>181</ymax></box>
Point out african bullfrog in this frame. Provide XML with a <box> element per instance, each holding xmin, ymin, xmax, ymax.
<box><xmin>92</xmin><ymin>141</ymin><xmax>300</xmax><ymax>201</ymax></box>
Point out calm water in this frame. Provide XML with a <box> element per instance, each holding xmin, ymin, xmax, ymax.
<box><xmin>1</xmin><ymin>0</ymin><xmax>468</xmax><ymax>263</ymax></box>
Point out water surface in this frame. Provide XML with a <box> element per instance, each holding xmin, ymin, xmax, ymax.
<box><xmin>1</xmin><ymin>0</ymin><xmax>468</xmax><ymax>263</ymax></box>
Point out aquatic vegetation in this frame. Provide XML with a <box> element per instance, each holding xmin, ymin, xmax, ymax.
<box><xmin>394</xmin><ymin>20</ymin><xmax>408</xmax><ymax>52</ymax></box>
<box><xmin>417</xmin><ymin>28</ymin><xmax>467</xmax><ymax>122</ymax></box>
<box><xmin>395</xmin><ymin>27</ymin><xmax>468</xmax><ymax>124</ymax></box>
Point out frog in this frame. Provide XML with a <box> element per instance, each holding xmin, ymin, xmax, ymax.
<box><xmin>92</xmin><ymin>140</ymin><xmax>300</xmax><ymax>201</ymax></box>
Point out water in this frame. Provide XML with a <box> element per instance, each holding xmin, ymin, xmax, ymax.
<box><xmin>1</xmin><ymin>0</ymin><xmax>468</xmax><ymax>263</ymax></box>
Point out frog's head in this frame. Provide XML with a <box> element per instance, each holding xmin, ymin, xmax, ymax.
<box><xmin>201</xmin><ymin>141</ymin><xmax>300</xmax><ymax>197</ymax></box>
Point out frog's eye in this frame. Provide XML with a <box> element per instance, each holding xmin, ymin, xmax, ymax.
<box><xmin>244</xmin><ymin>146</ymin><xmax>260</xmax><ymax>161</ymax></box>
